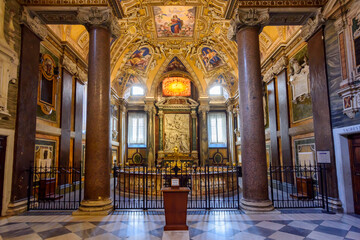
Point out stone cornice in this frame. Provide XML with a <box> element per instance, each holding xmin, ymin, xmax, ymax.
<box><xmin>21</xmin><ymin>8</ymin><xmax>48</xmax><ymax>40</ymax></box>
<box><xmin>227</xmin><ymin>8</ymin><xmax>270</xmax><ymax>41</ymax></box>
<box><xmin>77</xmin><ymin>7</ymin><xmax>120</xmax><ymax>38</ymax></box>
<box><xmin>300</xmin><ymin>8</ymin><xmax>325</xmax><ymax>41</ymax></box>
<box><xmin>61</xmin><ymin>55</ymin><xmax>77</xmax><ymax>76</ymax></box>
<box><xmin>263</xmin><ymin>56</ymin><xmax>288</xmax><ymax>83</ymax></box>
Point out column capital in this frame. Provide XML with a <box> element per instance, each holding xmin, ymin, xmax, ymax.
<box><xmin>158</xmin><ymin>110</ymin><xmax>164</xmax><ymax>118</ymax></box>
<box><xmin>191</xmin><ymin>110</ymin><xmax>197</xmax><ymax>118</ymax></box>
<box><xmin>77</xmin><ymin>7</ymin><xmax>120</xmax><ymax>38</ymax></box>
<box><xmin>300</xmin><ymin>8</ymin><xmax>325</xmax><ymax>42</ymax></box>
<box><xmin>263</xmin><ymin>56</ymin><xmax>288</xmax><ymax>83</ymax></box>
<box><xmin>21</xmin><ymin>8</ymin><xmax>48</xmax><ymax>40</ymax></box>
<box><xmin>198</xmin><ymin>104</ymin><xmax>210</xmax><ymax>113</ymax></box>
<box><xmin>144</xmin><ymin>103</ymin><xmax>156</xmax><ymax>114</ymax></box>
<box><xmin>227</xmin><ymin>8</ymin><xmax>269</xmax><ymax>41</ymax></box>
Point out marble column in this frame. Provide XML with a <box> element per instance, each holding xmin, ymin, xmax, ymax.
<box><xmin>74</xmin><ymin>7</ymin><xmax>120</xmax><ymax>215</ymax></box>
<box><xmin>198</xmin><ymin>101</ymin><xmax>209</xmax><ymax>166</ymax></box>
<box><xmin>227</xmin><ymin>103</ymin><xmax>236</xmax><ymax>164</ymax></box>
<box><xmin>228</xmin><ymin>8</ymin><xmax>273</xmax><ymax>211</ymax></box>
<box><xmin>145</xmin><ymin>101</ymin><xmax>156</xmax><ymax>168</ymax></box>
<box><xmin>158</xmin><ymin>110</ymin><xmax>164</xmax><ymax>160</ymax></box>
<box><xmin>118</xmin><ymin>100</ymin><xmax>127</xmax><ymax>167</ymax></box>
<box><xmin>191</xmin><ymin>110</ymin><xmax>198</xmax><ymax>162</ymax></box>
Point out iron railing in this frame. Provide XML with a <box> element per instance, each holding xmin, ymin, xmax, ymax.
<box><xmin>268</xmin><ymin>163</ymin><xmax>328</xmax><ymax>209</ymax></box>
<box><xmin>113</xmin><ymin>163</ymin><xmax>241</xmax><ymax>210</ymax></box>
<box><xmin>27</xmin><ymin>167</ymin><xmax>82</xmax><ymax>210</ymax></box>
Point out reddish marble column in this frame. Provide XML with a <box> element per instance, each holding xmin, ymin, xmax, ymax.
<box><xmin>75</xmin><ymin>26</ymin><xmax>112</xmax><ymax>215</ymax></box>
<box><xmin>236</xmin><ymin>26</ymin><xmax>273</xmax><ymax>211</ymax></box>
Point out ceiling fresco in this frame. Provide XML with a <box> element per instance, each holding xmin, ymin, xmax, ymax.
<box><xmin>153</xmin><ymin>6</ymin><xmax>196</xmax><ymax>38</ymax></box>
<box><xmin>44</xmin><ymin>0</ymin><xmax>304</xmax><ymax>99</ymax></box>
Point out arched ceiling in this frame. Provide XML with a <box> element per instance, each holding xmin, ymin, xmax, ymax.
<box><xmin>47</xmin><ymin>0</ymin><xmax>301</xmax><ymax>99</ymax></box>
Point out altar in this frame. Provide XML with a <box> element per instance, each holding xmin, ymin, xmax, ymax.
<box><xmin>155</xmin><ymin>97</ymin><xmax>199</xmax><ymax>166</ymax></box>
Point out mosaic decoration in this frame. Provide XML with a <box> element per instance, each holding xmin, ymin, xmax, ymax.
<box><xmin>162</xmin><ymin>77</ymin><xmax>191</xmax><ymax>97</ymax></box>
<box><xmin>125</xmin><ymin>47</ymin><xmax>151</xmax><ymax>71</ymax></box>
<box><xmin>164</xmin><ymin>57</ymin><xmax>188</xmax><ymax>73</ymax></box>
<box><xmin>153</xmin><ymin>6</ymin><xmax>196</xmax><ymax>38</ymax></box>
<box><xmin>126</xmin><ymin>74</ymin><xmax>142</xmax><ymax>87</ymax></box>
<box><xmin>201</xmin><ymin>47</ymin><xmax>225</xmax><ymax>71</ymax></box>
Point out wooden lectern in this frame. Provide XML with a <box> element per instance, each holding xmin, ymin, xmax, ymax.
<box><xmin>162</xmin><ymin>187</ymin><xmax>190</xmax><ymax>231</ymax></box>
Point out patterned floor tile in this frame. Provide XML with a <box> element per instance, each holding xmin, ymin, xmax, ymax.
<box><xmin>244</xmin><ymin>226</ymin><xmax>277</xmax><ymax>238</ymax></box>
<box><xmin>85</xmin><ymin>232</ymin><xmax>121</xmax><ymax>240</ymax></box>
<box><xmin>268</xmin><ymin>231</ymin><xmax>304</xmax><ymax>240</ymax></box>
<box><xmin>37</xmin><ymin>227</ymin><xmax>72</xmax><ymax>239</ymax></box>
<box><xmin>256</xmin><ymin>221</ymin><xmax>285</xmax><ymax>231</ymax></box>
<box><xmin>278</xmin><ymin>225</ymin><xmax>312</xmax><ymax>237</ymax></box>
<box><xmin>345</xmin><ymin>231</ymin><xmax>360</xmax><ymax>240</ymax></box>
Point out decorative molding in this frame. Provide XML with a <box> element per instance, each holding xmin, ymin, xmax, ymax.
<box><xmin>61</xmin><ymin>55</ymin><xmax>77</xmax><ymax>76</ymax></box>
<box><xmin>228</xmin><ymin>8</ymin><xmax>270</xmax><ymax>41</ymax></box>
<box><xmin>263</xmin><ymin>56</ymin><xmax>288</xmax><ymax>83</ymax></box>
<box><xmin>18</xmin><ymin>0</ymin><xmax>108</xmax><ymax>5</ymax></box>
<box><xmin>300</xmin><ymin>8</ymin><xmax>325</xmax><ymax>42</ymax></box>
<box><xmin>77</xmin><ymin>7</ymin><xmax>120</xmax><ymax>38</ymax></box>
<box><xmin>21</xmin><ymin>8</ymin><xmax>48</xmax><ymax>40</ymax></box>
<box><xmin>237</xmin><ymin>0</ymin><xmax>327</xmax><ymax>8</ymax></box>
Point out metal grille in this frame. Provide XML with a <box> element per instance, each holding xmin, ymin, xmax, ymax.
<box><xmin>27</xmin><ymin>167</ymin><xmax>82</xmax><ymax>210</ymax></box>
<box><xmin>269</xmin><ymin>164</ymin><xmax>328</xmax><ymax>209</ymax></box>
<box><xmin>113</xmin><ymin>164</ymin><xmax>241</xmax><ymax>210</ymax></box>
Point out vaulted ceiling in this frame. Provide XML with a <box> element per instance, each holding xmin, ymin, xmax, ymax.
<box><xmin>42</xmin><ymin>0</ymin><xmax>319</xmax><ymax>98</ymax></box>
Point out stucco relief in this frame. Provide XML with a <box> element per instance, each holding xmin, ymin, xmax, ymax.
<box><xmin>289</xmin><ymin>57</ymin><xmax>310</xmax><ymax>103</ymax></box>
<box><xmin>164</xmin><ymin>114</ymin><xmax>190</xmax><ymax>153</ymax></box>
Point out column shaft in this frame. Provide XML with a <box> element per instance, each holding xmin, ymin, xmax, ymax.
<box><xmin>84</xmin><ymin>27</ymin><xmax>111</xmax><ymax>202</ymax></box>
<box><xmin>236</xmin><ymin>27</ymin><xmax>273</xmax><ymax>210</ymax></box>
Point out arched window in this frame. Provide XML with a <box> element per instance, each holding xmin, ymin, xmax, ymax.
<box><xmin>209</xmin><ymin>85</ymin><xmax>222</xmax><ymax>96</ymax></box>
<box><xmin>131</xmin><ymin>85</ymin><xmax>145</xmax><ymax>96</ymax></box>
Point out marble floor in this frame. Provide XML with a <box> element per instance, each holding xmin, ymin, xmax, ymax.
<box><xmin>0</xmin><ymin>209</ymin><xmax>359</xmax><ymax>240</ymax></box>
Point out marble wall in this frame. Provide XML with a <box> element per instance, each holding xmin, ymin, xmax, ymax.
<box><xmin>0</xmin><ymin>0</ymin><xmax>21</xmax><ymax>130</ymax></box>
<box><xmin>326</xmin><ymin>21</ymin><xmax>360</xmax><ymax>128</ymax></box>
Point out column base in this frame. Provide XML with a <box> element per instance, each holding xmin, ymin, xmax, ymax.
<box><xmin>73</xmin><ymin>198</ymin><xmax>113</xmax><ymax>216</ymax></box>
<box><xmin>6</xmin><ymin>200</ymin><xmax>28</xmax><ymax>216</ymax></box>
<box><xmin>240</xmin><ymin>198</ymin><xmax>275</xmax><ymax>213</ymax></box>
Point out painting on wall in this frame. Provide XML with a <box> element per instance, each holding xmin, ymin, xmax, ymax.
<box><xmin>125</xmin><ymin>47</ymin><xmax>151</xmax><ymax>71</ymax></box>
<box><xmin>112</xmin><ymin>72</ymin><xmax>127</xmax><ymax>95</ymax></box>
<box><xmin>162</xmin><ymin>77</ymin><xmax>191</xmax><ymax>97</ymax></box>
<box><xmin>294</xmin><ymin>138</ymin><xmax>315</xmax><ymax>167</ymax></box>
<box><xmin>201</xmin><ymin>47</ymin><xmax>225</xmax><ymax>71</ymax></box>
<box><xmin>126</xmin><ymin>74</ymin><xmax>142</xmax><ymax>88</ymax></box>
<box><xmin>164</xmin><ymin>57</ymin><xmax>188</xmax><ymax>73</ymax></box>
<box><xmin>153</xmin><ymin>6</ymin><xmax>196</xmax><ymax>38</ymax></box>
<box><xmin>37</xmin><ymin>46</ymin><xmax>58</xmax><ymax>122</ymax></box>
<box><xmin>35</xmin><ymin>140</ymin><xmax>56</xmax><ymax>169</ymax></box>
<box><xmin>164</xmin><ymin>114</ymin><xmax>190</xmax><ymax>153</ymax></box>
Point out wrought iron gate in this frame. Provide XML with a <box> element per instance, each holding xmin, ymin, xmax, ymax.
<box><xmin>113</xmin><ymin>164</ymin><xmax>241</xmax><ymax>210</ymax></box>
<box><xmin>27</xmin><ymin>167</ymin><xmax>82</xmax><ymax>210</ymax></box>
<box><xmin>268</xmin><ymin>163</ymin><xmax>329</xmax><ymax>209</ymax></box>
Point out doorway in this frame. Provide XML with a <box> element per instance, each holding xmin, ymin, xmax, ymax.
<box><xmin>0</xmin><ymin>136</ymin><xmax>6</xmax><ymax>214</ymax></box>
<box><xmin>348</xmin><ymin>134</ymin><xmax>360</xmax><ymax>214</ymax></box>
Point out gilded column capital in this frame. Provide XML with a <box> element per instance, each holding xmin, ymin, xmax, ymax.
<box><xmin>158</xmin><ymin>110</ymin><xmax>164</xmax><ymax>118</ymax></box>
<box><xmin>300</xmin><ymin>8</ymin><xmax>325</xmax><ymax>41</ymax></box>
<box><xmin>198</xmin><ymin>105</ymin><xmax>210</xmax><ymax>114</ymax></box>
<box><xmin>191</xmin><ymin>110</ymin><xmax>197</xmax><ymax>119</ymax></box>
<box><xmin>77</xmin><ymin>7</ymin><xmax>120</xmax><ymax>38</ymax></box>
<box><xmin>227</xmin><ymin>8</ymin><xmax>270</xmax><ymax>41</ymax></box>
<box><xmin>144</xmin><ymin>104</ymin><xmax>156</xmax><ymax>115</ymax></box>
<box><xmin>21</xmin><ymin>8</ymin><xmax>47</xmax><ymax>40</ymax></box>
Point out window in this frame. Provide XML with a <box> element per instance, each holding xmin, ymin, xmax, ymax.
<box><xmin>209</xmin><ymin>85</ymin><xmax>222</xmax><ymax>96</ymax></box>
<box><xmin>131</xmin><ymin>86</ymin><xmax>145</xmax><ymax>96</ymax></box>
<box><xmin>208</xmin><ymin>112</ymin><xmax>227</xmax><ymax>147</ymax></box>
<box><xmin>128</xmin><ymin>112</ymin><xmax>147</xmax><ymax>147</ymax></box>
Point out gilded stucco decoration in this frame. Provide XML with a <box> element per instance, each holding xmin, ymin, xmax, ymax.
<box><xmin>42</xmin><ymin>0</ymin><xmax>310</xmax><ymax>100</ymax></box>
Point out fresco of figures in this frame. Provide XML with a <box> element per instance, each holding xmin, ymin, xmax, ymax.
<box><xmin>126</xmin><ymin>47</ymin><xmax>151</xmax><ymax>71</ymax></box>
<box><xmin>154</xmin><ymin>6</ymin><xmax>196</xmax><ymax>37</ymax></box>
<box><xmin>201</xmin><ymin>47</ymin><xmax>225</xmax><ymax>71</ymax></box>
<box><xmin>164</xmin><ymin>57</ymin><xmax>188</xmax><ymax>73</ymax></box>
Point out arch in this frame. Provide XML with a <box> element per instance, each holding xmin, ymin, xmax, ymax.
<box><xmin>149</xmin><ymin>54</ymin><xmax>205</xmax><ymax>97</ymax></box>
